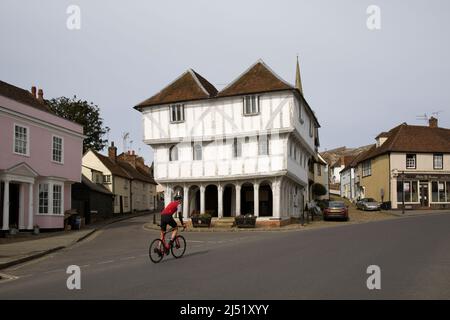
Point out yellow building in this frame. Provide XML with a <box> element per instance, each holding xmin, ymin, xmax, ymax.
<box><xmin>354</xmin><ymin>118</ymin><xmax>450</xmax><ymax>210</ymax></box>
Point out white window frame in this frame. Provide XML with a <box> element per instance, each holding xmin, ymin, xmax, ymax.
<box><xmin>103</xmin><ymin>175</ymin><xmax>111</xmax><ymax>184</ymax></box>
<box><xmin>170</xmin><ymin>104</ymin><xmax>185</xmax><ymax>123</ymax></box>
<box><xmin>51</xmin><ymin>135</ymin><xmax>64</xmax><ymax>164</ymax></box>
<box><xmin>38</xmin><ymin>183</ymin><xmax>49</xmax><ymax>214</ymax></box>
<box><xmin>362</xmin><ymin>160</ymin><xmax>372</xmax><ymax>177</ymax></box>
<box><xmin>37</xmin><ymin>181</ymin><xmax>64</xmax><ymax>215</ymax></box>
<box><xmin>13</xmin><ymin>123</ymin><xmax>30</xmax><ymax>156</ymax></box>
<box><xmin>243</xmin><ymin>95</ymin><xmax>260</xmax><ymax>116</ymax></box>
<box><xmin>52</xmin><ymin>184</ymin><xmax>63</xmax><ymax>214</ymax></box>
<box><xmin>433</xmin><ymin>154</ymin><xmax>443</xmax><ymax>170</ymax></box>
<box><xmin>406</xmin><ymin>154</ymin><xmax>416</xmax><ymax>169</ymax></box>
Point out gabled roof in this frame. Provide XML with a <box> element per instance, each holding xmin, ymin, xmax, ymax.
<box><xmin>357</xmin><ymin>123</ymin><xmax>450</xmax><ymax>163</ymax></box>
<box><xmin>136</xmin><ymin>166</ymin><xmax>157</xmax><ymax>185</ymax></box>
<box><xmin>216</xmin><ymin>60</ymin><xmax>294</xmax><ymax>98</ymax></box>
<box><xmin>135</xmin><ymin>69</ymin><xmax>217</xmax><ymax>109</ymax></box>
<box><xmin>91</xmin><ymin>150</ymin><xmax>131</xmax><ymax>179</ymax></box>
<box><xmin>117</xmin><ymin>161</ymin><xmax>157</xmax><ymax>184</ymax></box>
<box><xmin>341</xmin><ymin>144</ymin><xmax>376</xmax><ymax>172</ymax></box>
<box><xmin>81</xmin><ymin>174</ymin><xmax>113</xmax><ymax>195</ymax></box>
<box><xmin>0</xmin><ymin>80</ymin><xmax>52</xmax><ymax>113</ymax></box>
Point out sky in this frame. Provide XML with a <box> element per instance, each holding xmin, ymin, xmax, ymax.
<box><xmin>1</xmin><ymin>0</ymin><xmax>449</xmax><ymax>164</ymax></box>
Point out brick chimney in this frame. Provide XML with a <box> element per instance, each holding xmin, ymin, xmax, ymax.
<box><xmin>31</xmin><ymin>86</ymin><xmax>37</xmax><ymax>98</ymax></box>
<box><xmin>108</xmin><ymin>141</ymin><xmax>117</xmax><ymax>162</ymax></box>
<box><xmin>429</xmin><ymin>116</ymin><xmax>438</xmax><ymax>128</ymax></box>
<box><xmin>37</xmin><ymin>88</ymin><xmax>44</xmax><ymax>102</ymax></box>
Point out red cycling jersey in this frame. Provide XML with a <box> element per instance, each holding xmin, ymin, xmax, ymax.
<box><xmin>161</xmin><ymin>200</ymin><xmax>180</xmax><ymax>216</ymax></box>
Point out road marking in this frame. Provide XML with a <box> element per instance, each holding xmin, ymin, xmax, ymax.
<box><xmin>80</xmin><ymin>264</ymin><xmax>90</xmax><ymax>268</ymax></box>
<box><xmin>97</xmin><ymin>260</ymin><xmax>114</xmax><ymax>265</ymax></box>
<box><xmin>120</xmin><ymin>256</ymin><xmax>136</xmax><ymax>261</ymax></box>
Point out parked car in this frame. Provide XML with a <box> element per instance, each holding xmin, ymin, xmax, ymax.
<box><xmin>356</xmin><ymin>198</ymin><xmax>381</xmax><ymax>211</ymax></box>
<box><xmin>323</xmin><ymin>201</ymin><xmax>349</xmax><ymax>221</ymax></box>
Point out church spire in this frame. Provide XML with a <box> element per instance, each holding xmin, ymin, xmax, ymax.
<box><xmin>295</xmin><ymin>55</ymin><xmax>303</xmax><ymax>95</ymax></box>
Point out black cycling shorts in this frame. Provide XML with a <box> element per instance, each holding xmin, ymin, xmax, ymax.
<box><xmin>160</xmin><ymin>214</ymin><xmax>177</xmax><ymax>231</ymax></box>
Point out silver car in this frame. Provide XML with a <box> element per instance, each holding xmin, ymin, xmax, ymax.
<box><xmin>356</xmin><ymin>198</ymin><xmax>381</xmax><ymax>211</ymax></box>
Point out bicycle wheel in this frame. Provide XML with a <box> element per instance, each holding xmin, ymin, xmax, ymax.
<box><xmin>171</xmin><ymin>235</ymin><xmax>186</xmax><ymax>258</ymax></box>
<box><xmin>149</xmin><ymin>239</ymin><xmax>165</xmax><ymax>263</ymax></box>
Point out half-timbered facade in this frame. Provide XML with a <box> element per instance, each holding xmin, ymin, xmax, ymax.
<box><xmin>135</xmin><ymin>60</ymin><xmax>321</xmax><ymax>225</ymax></box>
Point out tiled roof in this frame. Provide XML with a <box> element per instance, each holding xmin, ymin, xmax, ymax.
<box><xmin>135</xmin><ymin>69</ymin><xmax>217</xmax><ymax>108</ymax></box>
<box><xmin>81</xmin><ymin>174</ymin><xmax>113</xmax><ymax>195</ymax></box>
<box><xmin>92</xmin><ymin>150</ymin><xmax>131</xmax><ymax>179</ymax></box>
<box><xmin>358</xmin><ymin>123</ymin><xmax>450</xmax><ymax>163</ymax></box>
<box><xmin>117</xmin><ymin>161</ymin><xmax>156</xmax><ymax>184</ymax></box>
<box><xmin>136</xmin><ymin>166</ymin><xmax>157</xmax><ymax>185</ymax></box>
<box><xmin>216</xmin><ymin>60</ymin><xmax>294</xmax><ymax>98</ymax></box>
<box><xmin>0</xmin><ymin>80</ymin><xmax>52</xmax><ymax>113</ymax></box>
<box><xmin>341</xmin><ymin>144</ymin><xmax>376</xmax><ymax>172</ymax></box>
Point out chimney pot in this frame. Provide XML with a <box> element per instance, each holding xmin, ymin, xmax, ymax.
<box><xmin>31</xmin><ymin>86</ymin><xmax>37</xmax><ymax>97</ymax></box>
<box><xmin>108</xmin><ymin>141</ymin><xmax>117</xmax><ymax>162</ymax></box>
<box><xmin>429</xmin><ymin>117</ymin><xmax>438</xmax><ymax>128</ymax></box>
<box><xmin>37</xmin><ymin>88</ymin><xmax>44</xmax><ymax>101</ymax></box>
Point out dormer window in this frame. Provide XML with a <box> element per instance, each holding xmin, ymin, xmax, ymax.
<box><xmin>170</xmin><ymin>104</ymin><xmax>184</xmax><ymax>123</ymax></box>
<box><xmin>243</xmin><ymin>95</ymin><xmax>260</xmax><ymax>115</ymax></box>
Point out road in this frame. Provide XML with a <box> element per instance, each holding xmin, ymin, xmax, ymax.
<box><xmin>1</xmin><ymin>212</ymin><xmax>450</xmax><ymax>299</ymax></box>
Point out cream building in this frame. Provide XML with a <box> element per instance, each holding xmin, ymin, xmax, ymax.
<box><xmin>354</xmin><ymin>118</ymin><xmax>450</xmax><ymax>210</ymax></box>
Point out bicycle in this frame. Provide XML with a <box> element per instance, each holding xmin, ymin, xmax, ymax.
<box><xmin>148</xmin><ymin>225</ymin><xmax>186</xmax><ymax>263</ymax></box>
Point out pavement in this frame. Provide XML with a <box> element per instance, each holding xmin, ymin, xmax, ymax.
<box><xmin>0</xmin><ymin>210</ymin><xmax>450</xmax><ymax>299</ymax></box>
<box><xmin>0</xmin><ymin>211</ymin><xmax>154</xmax><ymax>270</ymax></box>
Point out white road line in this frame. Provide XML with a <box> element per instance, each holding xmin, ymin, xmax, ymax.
<box><xmin>120</xmin><ymin>256</ymin><xmax>136</xmax><ymax>261</ymax></box>
<box><xmin>97</xmin><ymin>260</ymin><xmax>114</xmax><ymax>265</ymax></box>
<box><xmin>80</xmin><ymin>264</ymin><xmax>90</xmax><ymax>268</ymax></box>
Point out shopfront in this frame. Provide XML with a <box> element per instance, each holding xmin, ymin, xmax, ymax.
<box><xmin>395</xmin><ymin>173</ymin><xmax>450</xmax><ymax>210</ymax></box>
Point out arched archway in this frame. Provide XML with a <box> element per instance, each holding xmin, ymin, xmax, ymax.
<box><xmin>188</xmin><ymin>185</ymin><xmax>200</xmax><ymax>216</ymax></box>
<box><xmin>240</xmin><ymin>182</ymin><xmax>254</xmax><ymax>215</ymax></box>
<box><xmin>223</xmin><ymin>184</ymin><xmax>236</xmax><ymax>217</ymax></box>
<box><xmin>259</xmin><ymin>181</ymin><xmax>273</xmax><ymax>217</ymax></box>
<box><xmin>205</xmin><ymin>185</ymin><xmax>218</xmax><ymax>217</ymax></box>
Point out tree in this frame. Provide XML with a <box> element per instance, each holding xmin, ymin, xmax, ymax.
<box><xmin>311</xmin><ymin>183</ymin><xmax>327</xmax><ymax>198</ymax></box>
<box><xmin>46</xmin><ymin>96</ymin><xmax>109</xmax><ymax>153</ymax></box>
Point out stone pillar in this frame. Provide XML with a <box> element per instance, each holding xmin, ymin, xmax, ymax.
<box><xmin>272</xmin><ymin>178</ymin><xmax>281</xmax><ymax>219</ymax></box>
<box><xmin>183</xmin><ymin>186</ymin><xmax>189</xmax><ymax>219</ymax></box>
<box><xmin>253</xmin><ymin>182</ymin><xmax>259</xmax><ymax>217</ymax></box>
<box><xmin>2</xmin><ymin>180</ymin><xmax>9</xmax><ymax>230</ymax></box>
<box><xmin>200</xmin><ymin>185</ymin><xmax>205</xmax><ymax>214</ymax></box>
<box><xmin>235</xmin><ymin>184</ymin><xmax>241</xmax><ymax>216</ymax></box>
<box><xmin>19</xmin><ymin>184</ymin><xmax>25</xmax><ymax>229</ymax></box>
<box><xmin>27</xmin><ymin>183</ymin><xmax>34</xmax><ymax>230</ymax></box>
<box><xmin>164</xmin><ymin>185</ymin><xmax>171</xmax><ymax>207</ymax></box>
<box><xmin>218</xmin><ymin>184</ymin><xmax>223</xmax><ymax>218</ymax></box>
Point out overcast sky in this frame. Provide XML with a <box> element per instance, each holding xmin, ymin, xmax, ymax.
<box><xmin>1</xmin><ymin>0</ymin><xmax>449</xmax><ymax>164</ymax></box>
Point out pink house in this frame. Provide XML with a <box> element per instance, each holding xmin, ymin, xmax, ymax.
<box><xmin>0</xmin><ymin>80</ymin><xmax>84</xmax><ymax>232</ymax></box>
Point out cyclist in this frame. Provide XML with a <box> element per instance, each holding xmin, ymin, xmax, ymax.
<box><xmin>160</xmin><ymin>194</ymin><xmax>185</xmax><ymax>250</ymax></box>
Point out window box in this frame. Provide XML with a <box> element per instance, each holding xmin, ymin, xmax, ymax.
<box><xmin>234</xmin><ymin>214</ymin><xmax>257</xmax><ymax>228</ymax></box>
<box><xmin>191</xmin><ymin>213</ymin><xmax>212</xmax><ymax>228</ymax></box>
